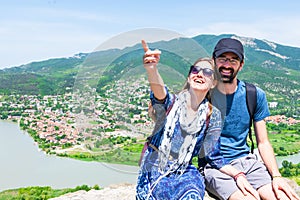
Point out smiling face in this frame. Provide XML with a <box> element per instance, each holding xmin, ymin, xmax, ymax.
<box><xmin>215</xmin><ymin>52</ymin><xmax>243</xmax><ymax>83</ymax></box>
<box><xmin>187</xmin><ymin>59</ymin><xmax>215</xmax><ymax>93</ymax></box>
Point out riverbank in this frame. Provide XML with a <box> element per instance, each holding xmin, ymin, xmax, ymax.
<box><xmin>15</xmin><ymin>116</ymin><xmax>300</xmax><ymax>167</ymax></box>
<box><xmin>0</xmin><ymin>121</ymin><xmax>139</xmax><ymax>192</ymax></box>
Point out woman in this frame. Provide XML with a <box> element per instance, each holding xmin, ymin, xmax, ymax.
<box><xmin>136</xmin><ymin>40</ymin><xmax>259</xmax><ymax>200</ymax></box>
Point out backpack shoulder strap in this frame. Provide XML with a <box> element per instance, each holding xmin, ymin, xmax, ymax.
<box><xmin>245</xmin><ymin>82</ymin><xmax>257</xmax><ymax>153</ymax></box>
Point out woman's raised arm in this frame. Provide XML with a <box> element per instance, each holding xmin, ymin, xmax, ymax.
<box><xmin>142</xmin><ymin>40</ymin><xmax>166</xmax><ymax>101</ymax></box>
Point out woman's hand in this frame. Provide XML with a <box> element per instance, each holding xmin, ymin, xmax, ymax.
<box><xmin>142</xmin><ymin>40</ymin><xmax>161</xmax><ymax>68</ymax></box>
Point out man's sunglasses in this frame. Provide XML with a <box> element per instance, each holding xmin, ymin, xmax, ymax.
<box><xmin>190</xmin><ymin>66</ymin><xmax>214</xmax><ymax>77</ymax></box>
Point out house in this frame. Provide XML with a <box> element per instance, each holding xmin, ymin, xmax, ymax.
<box><xmin>269</xmin><ymin>102</ymin><xmax>278</xmax><ymax>108</ymax></box>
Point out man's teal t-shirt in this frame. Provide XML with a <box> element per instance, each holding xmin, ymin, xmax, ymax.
<box><xmin>212</xmin><ymin>80</ymin><xmax>270</xmax><ymax>162</ymax></box>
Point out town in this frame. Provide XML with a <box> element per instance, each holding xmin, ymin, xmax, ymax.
<box><xmin>0</xmin><ymin>76</ymin><xmax>155</xmax><ymax>155</ymax></box>
<box><xmin>0</xmin><ymin>75</ymin><xmax>299</xmax><ymax>158</ymax></box>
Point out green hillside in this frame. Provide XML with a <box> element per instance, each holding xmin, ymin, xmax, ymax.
<box><xmin>0</xmin><ymin>34</ymin><xmax>299</xmax><ymax>117</ymax></box>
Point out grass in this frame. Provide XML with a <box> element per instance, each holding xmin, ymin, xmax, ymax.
<box><xmin>57</xmin><ymin>141</ymin><xmax>145</xmax><ymax>166</ymax></box>
<box><xmin>0</xmin><ymin>185</ymin><xmax>100</xmax><ymax>200</ymax></box>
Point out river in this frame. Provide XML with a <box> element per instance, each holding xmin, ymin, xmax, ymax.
<box><xmin>0</xmin><ymin>121</ymin><xmax>139</xmax><ymax>192</ymax></box>
<box><xmin>1</xmin><ymin>121</ymin><xmax>299</xmax><ymax>192</ymax></box>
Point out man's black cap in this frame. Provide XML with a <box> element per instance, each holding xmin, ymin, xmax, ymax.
<box><xmin>213</xmin><ymin>38</ymin><xmax>244</xmax><ymax>60</ymax></box>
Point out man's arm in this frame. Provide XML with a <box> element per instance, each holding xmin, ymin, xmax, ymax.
<box><xmin>255</xmin><ymin>120</ymin><xmax>300</xmax><ymax>200</ymax></box>
<box><xmin>254</xmin><ymin>120</ymin><xmax>280</xmax><ymax>177</ymax></box>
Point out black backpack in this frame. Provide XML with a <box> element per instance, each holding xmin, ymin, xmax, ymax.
<box><xmin>245</xmin><ymin>82</ymin><xmax>257</xmax><ymax>153</ymax></box>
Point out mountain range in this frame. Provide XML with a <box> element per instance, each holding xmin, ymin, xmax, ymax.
<box><xmin>0</xmin><ymin>34</ymin><xmax>299</xmax><ymax>117</ymax></box>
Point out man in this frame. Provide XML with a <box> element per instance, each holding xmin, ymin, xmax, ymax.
<box><xmin>204</xmin><ymin>38</ymin><xmax>300</xmax><ymax>200</ymax></box>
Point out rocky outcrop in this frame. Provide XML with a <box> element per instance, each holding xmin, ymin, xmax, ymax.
<box><xmin>50</xmin><ymin>178</ymin><xmax>300</xmax><ymax>200</ymax></box>
<box><xmin>49</xmin><ymin>183</ymin><xmax>216</xmax><ymax>200</ymax></box>
<box><xmin>50</xmin><ymin>183</ymin><xmax>136</xmax><ymax>200</ymax></box>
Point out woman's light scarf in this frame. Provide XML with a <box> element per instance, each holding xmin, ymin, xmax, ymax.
<box><xmin>158</xmin><ymin>90</ymin><xmax>209</xmax><ymax>175</ymax></box>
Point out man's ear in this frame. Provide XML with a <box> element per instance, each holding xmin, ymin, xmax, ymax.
<box><xmin>238</xmin><ymin>60</ymin><xmax>244</xmax><ymax>71</ymax></box>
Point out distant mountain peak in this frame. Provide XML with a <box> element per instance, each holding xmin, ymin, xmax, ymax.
<box><xmin>262</xmin><ymin>39</ymin><xmax>277</xmax><ymax>50</ymax></box>
<box><xmin>72</xmin><ymin>53</ymin><xmax>88</xmax><ymax>59</ymax></box>
<box><xmin>255</xmin><ymin>48</ymin><xmax>289</xmax><ymax>59</ymax></box>
<box><xmin>232</xmin><ymin>35</ymin><xmax>257</xmax><ymax>48</ymax></box>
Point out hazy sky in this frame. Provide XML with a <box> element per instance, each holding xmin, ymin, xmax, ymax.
<box><xmin>1</xmin><ymin>0</ymin><xmax>300</xmax><ymax>69</ymax></box>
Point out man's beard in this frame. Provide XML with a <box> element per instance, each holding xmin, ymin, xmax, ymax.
<box><xmin>217</xmin><ymin>67</ymin><xmax>238</xmax><ymax>83</ymax></box>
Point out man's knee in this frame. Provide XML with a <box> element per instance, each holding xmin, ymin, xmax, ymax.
<box><xmin>228</xmin><ymin>190</ymin><xmax>257</xmax><ymax>200</ymax></box>
<box><xmin>257</xmin><ymin>183</ymin><xmax>277</xmax><ymax>200</ymax></box>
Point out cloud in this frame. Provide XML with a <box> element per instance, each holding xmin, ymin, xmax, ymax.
<box><xmin>183</xmin><ymin>17</ymin><xmax>300</xmax><ymax>48</ymax></box>
<box><xmin>1</xmin><ymin>1</ymin><xmax>300</xmax><ymax>69</ymax></box>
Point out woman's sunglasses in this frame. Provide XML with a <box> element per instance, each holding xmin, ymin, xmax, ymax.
<box><xmin>190</xmin><ymin>66</ymin><xmax>214</xmax><ymax>77</ymax></box>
